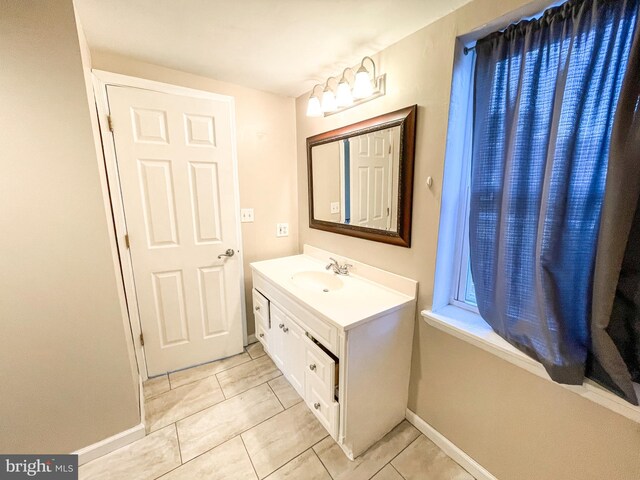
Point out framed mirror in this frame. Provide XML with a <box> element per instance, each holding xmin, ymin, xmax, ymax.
<box><xmin>307</xmin><ymin>105</ymin><xmax>417</xmax><ymax>247</ymax></box>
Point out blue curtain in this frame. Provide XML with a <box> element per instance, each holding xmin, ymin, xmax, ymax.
<box><xmin>470</xmin><ymin>0</ymin><xmax>639</xmax><ymax>386</ymax></box>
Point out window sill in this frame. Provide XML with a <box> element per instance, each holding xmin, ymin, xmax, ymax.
<box><xmin>422</xmin><ymin>305</ymin><xmax>640</xmax><ymax>424</ymax></box>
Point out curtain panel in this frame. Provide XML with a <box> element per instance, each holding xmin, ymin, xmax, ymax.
<box><xmin>469</xmin><ymin>0</ymin><xmax>639</xmax><ymax>402</ymax></box>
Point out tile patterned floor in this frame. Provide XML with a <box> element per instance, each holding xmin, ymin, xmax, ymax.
<box><xmin>79</xmin><ymin>345</ymin><xmax>475</xmax><ymax>480</ymax></box>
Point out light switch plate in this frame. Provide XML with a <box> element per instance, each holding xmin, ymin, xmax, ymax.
<box><xmin>276</xmin><ymin>223</ymin><xmax>289</xmax><ymax>237</ymax></box>
<box><xmin>240</xmin><ymin>208</ymin><xmax>254</xmax><ymax>223</ymax></box>
<box><xmin>330</xmin><ymin>202</ymin><xmax>340</xmax><ymax>214</ymax></box>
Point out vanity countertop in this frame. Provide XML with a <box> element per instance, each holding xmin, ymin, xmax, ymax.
<box><xmin>250</xmin><ymin>252</ymin><xmax>416</xmax><ymax>331</ymax></box>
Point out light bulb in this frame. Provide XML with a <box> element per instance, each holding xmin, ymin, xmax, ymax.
<box><xmin>353</xmin><ymin>67</ymin><xmax>373</xmax><ymax>99</ymax></box>
<box><xmin>306</xmin><ymin>95</ymin><xmax>322</xmax><ymax>117</ymax></box>
<box><xmin>321</xmin><ymin>89</ymin><xmax>337</xmax><ymax>112</ymax></box>
<box><xmin>335</xmin><ymin>80</ymin><xmax>353</xmax><ymax>107</ymax></box>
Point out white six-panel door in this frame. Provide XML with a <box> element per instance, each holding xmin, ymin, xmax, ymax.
<box><xmin>107</xmin><ymin>85</ymin><xmax>243</xmax><ymax>376</ymax></box>
<box><xmin>349</xmin><ymin>130</ymin><xmax>393</xmax><ymax>230</ymax></box>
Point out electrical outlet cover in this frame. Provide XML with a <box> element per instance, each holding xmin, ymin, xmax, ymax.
<box><xmin>330</xmin><ymin>202</ymin><xmax>340</xmax><ymax>214</ymax></box>
<box><xmin>276</xmin><ymin>223</ymin><xmax>289</xmax><ymax>237</ymax></box>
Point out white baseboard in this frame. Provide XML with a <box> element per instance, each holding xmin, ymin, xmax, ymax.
<box><xmin>405</xmin><ymin>409</ymin><xmax>497</xmax><ymax>480</ymax></box>
<box><xmin>247</xmin><ymin>333</ymin><xmax>257</xmax><ymax>345</ymax></box>
<box><xmin>74</xmin><ymin>375</ymin><xmax>147</xmax><ymax>465</ymax></box>
<box><xmin>74</xmin><ymin>422</ymin><xmax>145</xmax><ymax>465</ymax></box>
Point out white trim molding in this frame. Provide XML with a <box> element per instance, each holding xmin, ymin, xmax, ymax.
<box><xmin>405</xmin><ymin>409</ymin><xmax>498</xmax><ymax>480</ymax></box>
<box><xmin>74</xmin><ymin>423</ymin><xmax>145</xmax><ymax>466</ymax></box>
<box><xmin>74</xmin><ymin>375</ymin><xmax>146</xmax><ymax>465</ymax></box>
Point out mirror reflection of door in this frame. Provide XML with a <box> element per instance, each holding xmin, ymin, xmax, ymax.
<box><xmin>311</xmin><ymin>126</ymin><xmax>400</xmax><ymax>232</ymax></box>
<box><xmin>348</xmin><ymin>128</ymin><xmax>398</xmax><ymax>231</ymax></box>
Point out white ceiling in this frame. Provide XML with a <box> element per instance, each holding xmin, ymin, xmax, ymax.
<box><xmin>75</xmin><ymin>0</ymin><xmax>470</xmax><ymax>98</ymax></box>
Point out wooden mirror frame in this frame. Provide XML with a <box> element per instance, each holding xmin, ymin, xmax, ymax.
<box><xmin>307</xmin><ymin>105</ymin><xmax>417</xmax><ymax>247</ymax></box>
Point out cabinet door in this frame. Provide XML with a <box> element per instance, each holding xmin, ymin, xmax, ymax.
<box><xmin>283</xmin><ymin>319</ymin><xmax>305</xmax><ymax>396</ymax></box>
<box><xmin>269</xmin><ymin>305</ymin><xmax>287</xmax><ymax>371</ymax></box>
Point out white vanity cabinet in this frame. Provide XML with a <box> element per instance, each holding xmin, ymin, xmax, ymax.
<box><xmin>250</xmin><ymin>245</ymin><xmax>417</xmax><ymax>460</ymax></box>
<box><xmin>270</xmin><ymin>304</ymin><xmax>306</xmax><ymax>395</ymax></box>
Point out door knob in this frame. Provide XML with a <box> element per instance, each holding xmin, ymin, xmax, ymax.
<box><xmin>259</xmin><ymin>333</ymin><xmax>264</xmax><ymax>338</ymax></box>
<box><xmin>283</xmin><ymin>327</ymin><xmax>289</xmax><ymax>333</ymax></box>
<box><xmin>255</xmin><ymin>306</ymin><xmax>261</xmax><ymax>311</ymax></box>
<box><xmin>279</xmin><ymin>323</ymin><xmax>284</xmax><ymax>329</ymax></box>
<box><xmin>217</xmin><ymin>249</ymin><xmax>235</xmax><ymax>259</ymax></box>
<box><xmin>309</xmin><ymin>364</ymin><xmax>317</xmax><ymax>371</ymax></box>
<box><xmin>314</xmin><ymin>402</ymin><xmax>321</xmax><ymax>410</ymax></box>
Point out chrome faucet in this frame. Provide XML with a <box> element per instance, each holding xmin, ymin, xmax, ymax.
<box><xmin>325</xmin><ymin>257</ymin><xmax>353</xmax><ymax>275</ymax></box>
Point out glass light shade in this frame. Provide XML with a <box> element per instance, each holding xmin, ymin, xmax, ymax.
<box><xmin>335</xmin><ymin>81</ymin><xmax>353</xmax><ymax>107</ymax></box>
<box><xmin>321</xmin><ymin>89</ymin><xmax>337</xmax><ymax>112</ymax></box>
<box><xmin>353</xmin><ymin>68</ymin><xmax>374</xmax><ymax>99</ymax></box>
<box><xmin>306</xmin><ymin>95</ymin><xmax>322</xmax><ymax>117</ymax></box>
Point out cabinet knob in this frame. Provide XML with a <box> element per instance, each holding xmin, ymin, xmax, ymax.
<box><xmin>255</xmin><ymin>306</ymin><xmax>260</xmax><ymax>311</ymax></box>
<box><xmin>309</xmin><ymin>364</ymin><xmax>317</xmax><ymax>371</ymax></box>
<box><xmin>259</xmin><ymin>333</ymin><xmax>264</xmax><ymax>338</ymax></box>
<box><xmin>314</xmin><ymin>402</ymin><xmax>321</xmax><ymax>410</ymax></box>
<box><xmin>283</xmin><ymin>327</ymin><xmax>289</xmax><ymax>333</ymax></box>
<box><xmin>279</xmin><ymin>323</ymin><xmax>284</xmax><ymax>329</ymax></box>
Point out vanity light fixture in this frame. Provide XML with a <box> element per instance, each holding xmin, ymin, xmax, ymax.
<box><xmin>306</xmin><ymin>84</ymin><xmax>323</xmax><ymax>117</ymax></box>
<box><xmin>352</xmin><ymin>56</ymin><xmax>376</xmax><ymax>99</ymax></box>
<box><xmin>321</xmin><ymin>77</ymin><xmax>338</xmax><ymax>113</ymax></box>
<box><xmin>335</xmin><ymin>68</ymin><xmax>354</xmax><ymax>107</ymax></box>
<box><xmin>305</xmin><ymin>56</ymin><xmax>386</xmax><ymax>117</ymax></box>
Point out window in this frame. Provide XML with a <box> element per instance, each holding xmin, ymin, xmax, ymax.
<box><xmin>437</xmin><ymin>0</ymin><xmax>640</xmax><ymax>404</ymax></box>
<box><xmin>447</xmin><ymin>46</ymin><xmax>478</xmax><ymax>313</ymax></box>
<box><xmin>452</xmin><ymin>185</ymin><xmax>477</xmax><ymax>310</ymax></box>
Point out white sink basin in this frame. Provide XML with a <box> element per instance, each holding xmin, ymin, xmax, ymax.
<box><xmin>291</xmin><ymin>271</ymin><xmax>344</xmax><ymax>292</ymax></box>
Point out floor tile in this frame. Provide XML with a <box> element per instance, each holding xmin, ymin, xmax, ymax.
<box><xmin>78</xmin><ymin>426</ymin><xmax>180</xmax><ymax>480</ymax></box>
<box><xmin>217</xmin><ymin>355</ymin><xmax>281</xmax><ymax>398</ymax></box>
<box><xmin>246</xmin><ymin>341</ymin><xmax>266</xmax><ymax>359</ymax></box>
<box><xmin>177</xmin><ymin>383</ymin><xmax>283</xmax><ymax>462</ymax></box>
<box><xmin>159</xmin><ymin>436</ymin><xmax>257</xmax><ymax>480</ymax></box>
<box><xmin>391</xmin><ymin>435</ymin><xmax>475</xmax><ymax>480</ymax></box>
<box><xmin>268</xmin><ymin>375</ymin><xmax>302</xmax><ymax>409</ymax></box>
<box><xmin>314</xmin><ymin>420</ymin><xmax>420</xmax><ymax>480</ymax></box>
<box><xmin>242</xmin><ymin>402</ymin><xmax>328</xmax><ymax>478</ymax></box>
<box><xmin>264</xmin><ymin>449</ymin><xmax>331</xmax><ymax>480</ymax></box>
<box><xmin>143</xmin><ymin>374</ymin><xmax>170</xmax><ymax>399</ymax></box>
<box><xmin>145</xmin><ymin>376</ymin><xmax>225</xmax><ymax>432</ymax></box>
<box><xmin>371</xmin><ymin>464</ymin><xmax>404</xmax><ymax>480</ymax></box>
<box><xmin>169</xmin><ymin>352</ymin><xmax>251</xmax><ymax>389</ymax></box>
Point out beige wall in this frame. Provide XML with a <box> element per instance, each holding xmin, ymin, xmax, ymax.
<box><xmin>295</xmin><ymin>1</ymin><xmax>640</xmax><ymax>479</ymax></box>
<box><xmin>0</xmin><ymin>0</ymin><xmax>140</xmax><ymax>453</ymax></box>
<box><xmin>90</xmin><ymin>52</ymin><xmax>299</xmax><ymax>338</ymax></box>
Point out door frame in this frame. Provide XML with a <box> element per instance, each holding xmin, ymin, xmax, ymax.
<box><xmin>92</xmin><ymin>70</ymin><xmax>247</xmax><ymax>380</ymax></box>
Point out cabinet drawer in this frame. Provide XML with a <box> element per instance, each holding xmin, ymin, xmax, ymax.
<box><xmin>256</xmin><ymin>322</ymin><xmax>268</xmax><ymax>350</ymax></box>
<box><xmin>252</xmin><ymin>289</ymin><xmax>269</xmax><ymax>328</ymax></box>
<box><xmin>306</xmin><ymin>380</ymin><xmax>339</xmax><ymax>439</ymax></box>
<box><xmin>252</xmin><ymin>288</ymin><xmax>269</xmax><ymax>317</ymax></box>
<box><xmin>304</xmin><ymin>336</ymin><xmax>336</xmax><ymax>401</ymax></box>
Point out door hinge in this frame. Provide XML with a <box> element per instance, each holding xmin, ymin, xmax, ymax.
<box><xmin>107</xmin><ymin>115</ymin><xmax>114</xmax><ymax>132</ymax></box>
<box><xmin>139</xmin><ymin>333</ymin><xmax>144</xmax><ymax>346</ymax></box>
<box><xmin>124</xmin><ymin>234</ymin><xmax>130</xmax><ymax>249</ymax></box>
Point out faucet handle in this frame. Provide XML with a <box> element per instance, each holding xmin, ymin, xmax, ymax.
<box><xmin>326</xmin><ymin>257</ymin><xmax>339</xmax><ymax>271</ymax></box>
<box><xmin>340</xmin><ymin>263</ymin><xmax>353</xmax><ymax>274</ymax></box>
